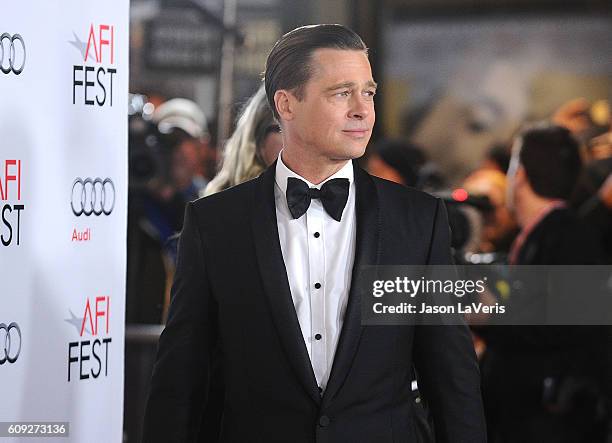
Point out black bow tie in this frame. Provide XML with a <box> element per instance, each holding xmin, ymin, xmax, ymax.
<box><xmin>286</xmin><ymin>177</ymin><xmax>349</xmax><ymax>222</ymax></box>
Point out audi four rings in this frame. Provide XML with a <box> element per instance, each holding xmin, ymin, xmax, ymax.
<box><xmin>71</xmin><ymin>178</ymin><xmax>116</xmax><ymax>216</ymax></box>
<box><xmin>0</xmin><ymin>322</ymin><xmax>21</xmax><ymax>365</ymax></box>
<box><xmin>1</xmin><ymin>33</ymin><xmax>25</xmax><ymax>75</ymax></box>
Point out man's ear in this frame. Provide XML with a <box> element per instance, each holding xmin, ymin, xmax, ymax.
<box><xmin>515</xmin><ymin>165</ymin><xmax>527</xmax><ymax>187</ymax></box>
<box><xmin>274</xmin><ymin>90</ymin><xmax>295</xmax><ymax>122</ymax></box>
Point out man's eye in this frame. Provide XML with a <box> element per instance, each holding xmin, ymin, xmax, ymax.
<box><xmin>364</xmin><ymin>90</ymin><xmax>376</xmax><ymax>97</ymax></box>
<box><xmin>336</xmin><ymin>90</ymin><xmax>350</xmax><ymax>97</ymax></box>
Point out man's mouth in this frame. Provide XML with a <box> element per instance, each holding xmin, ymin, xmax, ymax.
<box><xmin>342</xmin><ymin>129</ymin><xmax>369</xmax><ymax>139</ymax></box>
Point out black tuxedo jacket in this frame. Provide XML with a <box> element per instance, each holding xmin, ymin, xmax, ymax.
<box><xmin>143</xmin><ymin>161</ymin><xmax>486</xmax><ymax>442</ymax></box>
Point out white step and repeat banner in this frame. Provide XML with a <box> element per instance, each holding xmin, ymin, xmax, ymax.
<box><xmin>1</xmin><ymin>1</ymin><xmax>128</xmax><ymax>442</ymax></box>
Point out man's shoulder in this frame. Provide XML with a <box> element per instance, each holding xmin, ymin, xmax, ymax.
<box><xmin>189</xmin><ymin>176</ymin><xmax>259</xmax><ymax>221</ymax></box>
<box><xmin>368</xmin><ymin>172</ymin><xmax>440</xmax><ymax>210</ymax></box>
<box><xmin>530</xmin><ymin>207</ymin><xmax>604</xmax><ymax>264</ymax></box>
<box><xmin>537</xmin><ymin>207</ymin><xmax>585</xmax><ymax>235</ymax></box>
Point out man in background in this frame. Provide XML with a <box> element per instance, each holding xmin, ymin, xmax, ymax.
<box><xmin>480</xmin><ymin>123</ymin><xmax>609</xmax><ymax>442</ymax></box>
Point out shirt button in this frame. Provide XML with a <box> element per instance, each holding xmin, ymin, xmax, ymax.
<box><xmin>319</xmin><ymin>415</ymin><xmax>330</xmax><ymax>427</ymax></box>
<box><xmin>314</xmin><ymin>232</ymin><xmax>320</xmax><ymax>238</ymax></box>
<box><xmin>315</xmin><ymin>333</ymin><xmax>322</xmax><ymax>340</ymax></box>
<box><xmin>314</xmin><ymin>282</ymin><xmax>321</xmax><ymax>289</ymax></box>
<box><xmin>318</xmin><ymin>386</ymin><xmax>323</xmax><ymax>393</ymax></box>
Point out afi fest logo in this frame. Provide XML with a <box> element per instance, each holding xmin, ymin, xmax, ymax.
<box><xmin>70</xmin><ymin>24</ymin><xmax>116</xmax><ymax>107</ymax></box>
<box><xmin>66</xmin><ymin>296</ymin><xmax>112</xmax><ymax>382</ymax></box>
<box><xmin>1</xmin><ymin>159</ymin><xmax>24</xmax><ymax>247</ymax></box>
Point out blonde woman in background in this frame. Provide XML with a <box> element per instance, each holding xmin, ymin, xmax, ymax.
<box><xmin>204</xmin><ymin>85</ymin><xmax>282</xmax><ymax>196</ymax></box>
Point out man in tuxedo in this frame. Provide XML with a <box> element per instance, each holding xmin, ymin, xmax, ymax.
<box><xmin>143</xmin><ymin>24</ymin><xmax>486</xmax><ymax>442</ymax></box>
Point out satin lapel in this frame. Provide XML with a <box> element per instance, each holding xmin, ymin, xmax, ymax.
<box><xmin>249</xmin><ymin>163</ymin><xmax>322</xmax><ymax>405</ymax></box>
<box><xmin>323</xmin><ymin>162</ymin><xmax>381</xmax><ymax>404</ymax></box>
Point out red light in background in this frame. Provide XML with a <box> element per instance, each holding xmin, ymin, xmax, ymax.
<box><xmin>452</xmin><ymin>188</ymin><xmax>469</xmax><ymax>202</ymax></box>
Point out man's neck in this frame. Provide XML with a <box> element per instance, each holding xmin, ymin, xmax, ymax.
<box><xmin>517</xmin><ymin>192</ymin><xmax>561</xmax><ymax>229</ymax></box>
<box><xmin>280</xmin><ymin>149</ymin><xmax>350</xmax><ymax>185</ymax></box>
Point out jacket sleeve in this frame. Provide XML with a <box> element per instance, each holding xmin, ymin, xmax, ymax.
<box><xmin>142</xmin><ymin>202</ymin><xmax>219</xmax><ymax>442</ymax></box>
<box><xmin>413</xmin><ymin>199</ymin><xmax>487</xmax><ymax>442</ymax></box>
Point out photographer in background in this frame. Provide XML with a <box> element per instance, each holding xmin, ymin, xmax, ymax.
<box><xmin>552</xmin><ymin>98</ymin><xmax>612</xmax><ymax>263</ymax></box>
<box><xmin>365</xmin><ymin>138</ymin><xmax>502</xmax><ymax>262</ymax></box>
<box><xmin>365</xmin><ymin>138</ymin><xmax>427</xmax><ymax>188</ymax></box>
<box><xmin>126</xmin><ymin>96</ymin><xmax>213</xmax><ymax>324</ymax></box>
<box><xmin>462</xmin><ymin>168</ymin><xmax>518</xmax><ymax>256</ymax></box>
<box><xmin>571</xmin><ymin>131</ymin><xmax>612</xmax><ymax>263</ymax></box>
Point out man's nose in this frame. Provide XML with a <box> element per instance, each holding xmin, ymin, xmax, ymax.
<box><xmin>348</xmin><ymin>96</ymin><xmax>371</xmax><ymax>120</ymax></box>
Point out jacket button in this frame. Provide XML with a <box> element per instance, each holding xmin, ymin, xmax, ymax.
<box><xmin>319</xmin><ymin>415</ymin><xmax>330</xmax><ymax>427</ymax></box>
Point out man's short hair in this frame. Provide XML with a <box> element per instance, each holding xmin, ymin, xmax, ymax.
<box><xmin>264</xmin><ymin>24</ymin><xmax>368</xmax><ymax>121</ymax></box>
<box><xmin>518</xmin><ymin>123</ymin><xmax>582</xmax><ymax>199</ymax></box>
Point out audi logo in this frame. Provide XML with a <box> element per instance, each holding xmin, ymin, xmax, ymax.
<box><xmin>0</xmin><ymin>33</ymin><xmax>25</xmax><ymax>75</ymax></box>
<box><xmin>0</xmin><ymin>322</ymin><xmax>21</xmax><ymax>365</ymax></box>
<box><xmin>71</xmin><ymin>177</ymin><xmax>115</xmax><ymax>216</ymax></box>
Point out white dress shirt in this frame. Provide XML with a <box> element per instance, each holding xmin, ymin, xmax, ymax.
<box><xmin>274</xmin><ymin>152</ymin><xmax>357</xmax><ymax>391</ymax></box>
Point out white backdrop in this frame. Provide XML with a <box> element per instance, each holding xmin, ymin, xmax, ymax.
<box><xmin>0</xmin><ymin>2</ymin><xmax>128</xmax><ymax>442</ymax></box>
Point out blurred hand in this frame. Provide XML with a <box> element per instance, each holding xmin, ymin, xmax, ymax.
<box><xmin>598</xmin><ymin>174</ymin><xmax>612</xmax><ymax>209</ymax></box>
<box><xmin>552</xmin><ymin>98</ymin><xmax>591</xmax><ymax>134</ymax></box>
<box><xmin>589</xmin><ymin>131</ymin><xmax>612</xmax><ymax>160</ymax></box>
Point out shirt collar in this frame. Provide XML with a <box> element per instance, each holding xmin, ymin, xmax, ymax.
<box><xmin>274</xmin><ymin>149</ymin><xmax>354</xmax><ymax>197</ymax></box>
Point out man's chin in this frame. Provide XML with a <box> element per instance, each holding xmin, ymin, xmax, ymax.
<box><xmin>350</xmin><ymin>144</ymin><xmax>368</xmax><ymax>160</ymax></box>
<box><xmin>329</xmin><ymin>153</ymin><xmax>364</xmax><ymax>163</ymax></box>
<box><xmin>331</xmin><ymin>144</ymin><xmax>368</xmax><ymax>161</ymax></box>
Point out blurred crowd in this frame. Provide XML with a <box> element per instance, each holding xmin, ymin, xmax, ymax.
<box><xmin>125</xmin><ymin>84</ymin><xmax>612</xmax><ymax>442</ymax></box>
